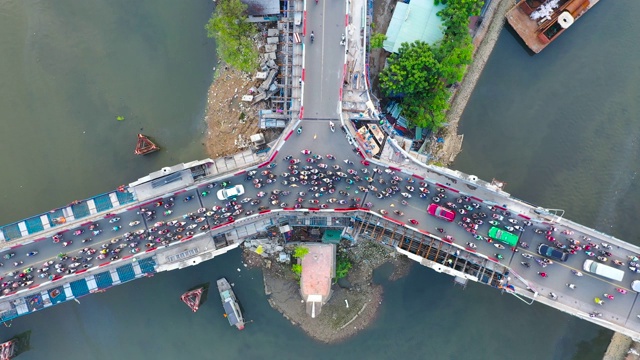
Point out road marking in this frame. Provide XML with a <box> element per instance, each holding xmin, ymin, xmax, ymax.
<box><xmin>319</xmin><ymin>2</ymin><xmax>326</xmax><ymax>104</ymax></box>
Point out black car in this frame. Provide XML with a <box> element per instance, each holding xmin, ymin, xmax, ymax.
<box><xmin>537</xmin><ymin>244</ymin><xmax>569</xmax><ymax>262</ymax></box>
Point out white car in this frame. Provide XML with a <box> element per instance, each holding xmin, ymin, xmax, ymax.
<box><xmin>217</xmin><ymin>185</ymin><xmax>245</xmax><ymax>200</ymax></box>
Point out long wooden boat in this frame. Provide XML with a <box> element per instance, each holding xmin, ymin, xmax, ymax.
<box><xmin>217</xmin><ymin>278</ymin><xmax>244</xmax><ymax>330</ymax></box>
<box><xmin>506</xmin><ymin>0</ymin><xmax>600</xmax><ymax>53</ymax></box>
<box><xmin>134</xmin><ymin>134</ymin><xmax>160</xmax><ymax>155</ymax></box>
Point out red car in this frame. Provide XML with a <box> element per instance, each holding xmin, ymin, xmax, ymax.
<box><xmin>427</xmin><ymin>203</ymin><xmax>455</xmax><ymax>222</ymax></box>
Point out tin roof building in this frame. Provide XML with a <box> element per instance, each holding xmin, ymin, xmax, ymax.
<box><xmin>383</xmin><ymin>0</ymin><xmax>446</xmax><ymax>53</ymax></box>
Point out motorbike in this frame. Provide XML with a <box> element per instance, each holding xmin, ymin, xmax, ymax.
<box><xmin>521</xmin><ymin>253</ymin><xmax>533</xmax><ymax>259</ymax></box>
<box><xmin>379</xmin><ymin>209</ymin><xmax>388</xmax><ymax>215</ymax></box>
<box><xmin>26</xmin><ymin>251</ymin><xmax>38</xmax><ymax>257</ymax></box>
<box><xmin>73</xmin><ymin>229</ymin><xmax>84</xmax><ymax>236</ymax></box>
<box><xmin>466</xmin><ymin>242</ymin><xmax>477</xmax><ymax>249</ymax></box>
<box><xmin>571</xmin><ymin>270</ymin><xmax>583</xmax><ymax>276</ymax></box>
<box><xmin>129</xmin><ymin>221</ymin><xmax>140</xmax><ymax>227</ymax></box>
<box><xmin>109</xmin><ymin>217</ymin><xmax>121</xmax><ymax>223</ymax></box>
<box><xmin>521</xmin><ymin>261</ymin><xmax>531</xmax><ymax>268</ymax></box>
<box><xmin>112</xmin><ymin>226</ymin><xmax>121</xmax><ymax>232</ymax></box>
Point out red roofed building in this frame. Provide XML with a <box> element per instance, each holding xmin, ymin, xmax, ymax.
<box><xmin>300</xmin><ymin>243</ymin><xmax>336</xmax><ymax>318</ymax></box>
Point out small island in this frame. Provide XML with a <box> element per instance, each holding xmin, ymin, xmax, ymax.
<box><xmin>243</xmin><ymin>233</ymin><xmax>410</xmax><ymax>343</ymax></box>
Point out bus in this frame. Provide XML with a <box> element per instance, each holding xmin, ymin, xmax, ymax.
<box><xmin>488</xmin><ymin>227</ymin><xmax>519</xmax><ymax>247</ymax></box>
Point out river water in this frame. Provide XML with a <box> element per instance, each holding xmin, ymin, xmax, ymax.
<box><xmin>0</xmin><ymin>0</ymin><xmax>636</xmax><ymax>359</ymax></box>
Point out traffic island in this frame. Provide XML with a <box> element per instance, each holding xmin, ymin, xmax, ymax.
<box><xmin>243</xmin><ymin>239</ymin><xmax>411</xmax><ymax>343</ymax></box>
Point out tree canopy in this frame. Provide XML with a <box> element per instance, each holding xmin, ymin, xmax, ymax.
<box><xmin>370</xmin><ymin>33</ymin><xmax>387</xmax><ymax>49</ymax></box>
<box><xmin>205</xmin><ymin>0</ymin><xmax>259</xmax><ymax>72</ymax></box>
<box><xmin>378</xmin><ymin>0</ymin><xmax>480</xmax><ymax>129</ymax></box>
<box><xmin>293</xmin><ymin>246</ymin><xmax>309</xmax><ymax>259</ymax></box>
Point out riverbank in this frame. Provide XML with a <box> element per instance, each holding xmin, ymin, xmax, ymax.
<box><xmin>603</xmin><ymin>333</ymin><xmax>639</xmax><ymax>360</ymax></box>
<box><xmin>202</xmin><ymin>65</ymin><xmax>263</xmax><ymax>158</ymax></box>
<box><xmin>243</xmin><ymin>240</ymin><xmax>411</xmax><ymax>343</ymax></box>
<box><xmin>426</xmin><ymin>0</ymin><xmax>513</xmax><ymax>165</ymax></box>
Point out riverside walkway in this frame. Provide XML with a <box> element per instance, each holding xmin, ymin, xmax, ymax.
<box><xmin>1</xmin><ymin>0</ymin><xmax>639</xmax><ymax>343</ymax></box>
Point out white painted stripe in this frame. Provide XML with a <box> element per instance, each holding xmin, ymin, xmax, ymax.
<box><xmin>87</xmin><ymin>199</ymin><xmax>98</xmax><ymax>215</ymax></box>
<box><xmin>63</xmin><ymin>207</ymin><xmax>75</xmax><ymax>221</ymax></box>
<box><xmin>109</xmin><ymin>269</ymin><xmax>121</xmax><ymax>285</ymax></box>
<box><xmin>109</xmin><ymin>192</ymin><xmax>121</xmax><ymax>207</ymax></box>
<box><xmin>18</xmin><ymin>222</ymin><xmax>28</xmax><ymax>236</ymax></box>
<box><xmin>63</xmin><ymin>283</ymin><xmax>74</xmax><ymax>298</ymax></box>
<box><xmin>41</xmin><ymin>291</ymin><xmax>52</xmax><ymax>308</ymax></box>
<box><xmin>86</xmin><ymin>276</ymin><xmax>97</xmax><ymax>291</ymax></box>
<box><xmin>132</xmin><ymin>262</ymin><xmax>143</xmax><ymax>276</ymax></box>
<box><xmin>40</xmin><ymin>215</ymin><xmax>51</xmax><ymax>230</ymax></box>
<box><xmin>15</xmin><ymin>301</ymin><xmax>29</xmax><ymax>315</ymax></box>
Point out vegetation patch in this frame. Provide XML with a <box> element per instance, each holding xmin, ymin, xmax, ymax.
<box><xmin>379</xmin><ymin>0</ymin><xmax>483</xmax><ymax>129</ymax></box>
<box><xmin>205</xmin><ymin>0</ymin><xmax>259</xmax><ymax>72</ymax></box>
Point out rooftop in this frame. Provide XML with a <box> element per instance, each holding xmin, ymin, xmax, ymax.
<box><xmin>240</xmin><ymin>0</ymin><xmax>280</xmax><ymax>16</ymax></box>
<box><xmin>300</xmin><ymin>243</ymin><xmax>336</xmax><ymax>317</ymax></box>
<box><xmin>383</xmin><ymin>0</ymin><xmax>446</xmax><ymax>53</ymax></box>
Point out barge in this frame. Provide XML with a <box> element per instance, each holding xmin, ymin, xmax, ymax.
<box><xmin>506</xmin><ymin>0</ymin><xmax>600</xmax><ymax>53</ymax></box>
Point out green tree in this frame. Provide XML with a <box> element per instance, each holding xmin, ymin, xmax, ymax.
<box><xmin>370</xmin><ymin>33</ymin><xmax>387</xmax><ymax>49</ymax></box>
<box><xmin>293</xmin><ymin>246</ymin><xmax>309</xmax><ymax>259</ymax></box>
<box><xmin>205</xmin><ymin>0</ymin><xmax>259</xmax><ymax>72</ymax></box>
<box><xmin>291</xmin><ymin>263</ymin><xmax>302</xmax><ymax>276</ymax></box>
<box><xmin>375</xmin><ymin>0</ymin><xmax>479</xmax><ymax>130</ymax></box>
<box><xmin>335</xmin><ymin>255</ymin><xmax>352</xmax><ymax>280</ymax></box>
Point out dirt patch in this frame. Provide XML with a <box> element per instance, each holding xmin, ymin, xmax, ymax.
<box><xmin>203</xmin><ymin>65</ymin><xmax>262</xmax><ymax>158</ymax></box>
<box><xmin>603</xmin><ymin>333</ymin><xmax>639</xmax><ymax>360</ymax></box>
<box><xmin>369</xmin><ymin>0</ymin><xmax>396</xmax><ymax>97</ymax></box>
<box><xmin>243</xmin><ymin>240</ymin><xmax>411</xmax><ymax>343</ymax></box>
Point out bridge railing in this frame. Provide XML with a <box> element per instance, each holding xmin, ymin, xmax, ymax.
<box><xmin>0</xmin><ymin>189</ymin><xmax>137</xmax><ymax>243</ymax></box>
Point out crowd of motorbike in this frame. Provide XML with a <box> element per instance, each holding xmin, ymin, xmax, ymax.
<box><xmin>6</xmin><ymin>146</ymin><xmax>639</xmax><ymax>315</ymax></box>
<box><xmin>430</xmin><ymin>194</ymin><xmax>635</xmax><ymax>308</ymax></box>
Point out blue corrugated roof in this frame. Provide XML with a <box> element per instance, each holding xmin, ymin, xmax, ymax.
<box><xmin>383</xmin><ymin>0</ymin><xmax>446</xmax><ymax>53</ymax></box>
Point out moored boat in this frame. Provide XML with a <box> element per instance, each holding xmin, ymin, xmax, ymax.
<box><xmin>180</xmin><ymin>283</ymin><xmax>209</xmax><ymax>313</ymax></box>
<box><xmin>217</xmin><ymin>278</ymin><xmax>244</xmax><ymax>330</ymax></box>
<box><xmin>506</xmin><ymin>0</ymin><xmax>600</xmax><ymax>53</ymax></box>
<box><xmin>0</xmin><ymin>331</ymin><xmax>31</xmax><ymax>360</ymax></box>
<box><xmin>134</xmin><ymin>134</ymin><xmax>160</xmax><ymax>155</ymax></box>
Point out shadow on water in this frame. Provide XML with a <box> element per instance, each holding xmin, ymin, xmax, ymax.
<box><xmin>503</xmin><ymin>23</ymin><xmax>537</xmax><ymax>56</ymax></box>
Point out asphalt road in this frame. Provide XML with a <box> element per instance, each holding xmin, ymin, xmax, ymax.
<box><xmin>303</xmin><ymin>0</ymin><xmax>344</xmax><ymax>119</ymax></box>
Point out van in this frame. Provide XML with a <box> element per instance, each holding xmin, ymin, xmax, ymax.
<box><xmin>583</xmin><ymin>260</ymin><xmax>624</xmax><ymax>282</ymax></box>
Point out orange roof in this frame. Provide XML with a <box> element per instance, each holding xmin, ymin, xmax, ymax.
<box><xmin>300</xmin><ymin>244</ymin><xmax>335</xmax><ymax>300</ymax></box>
